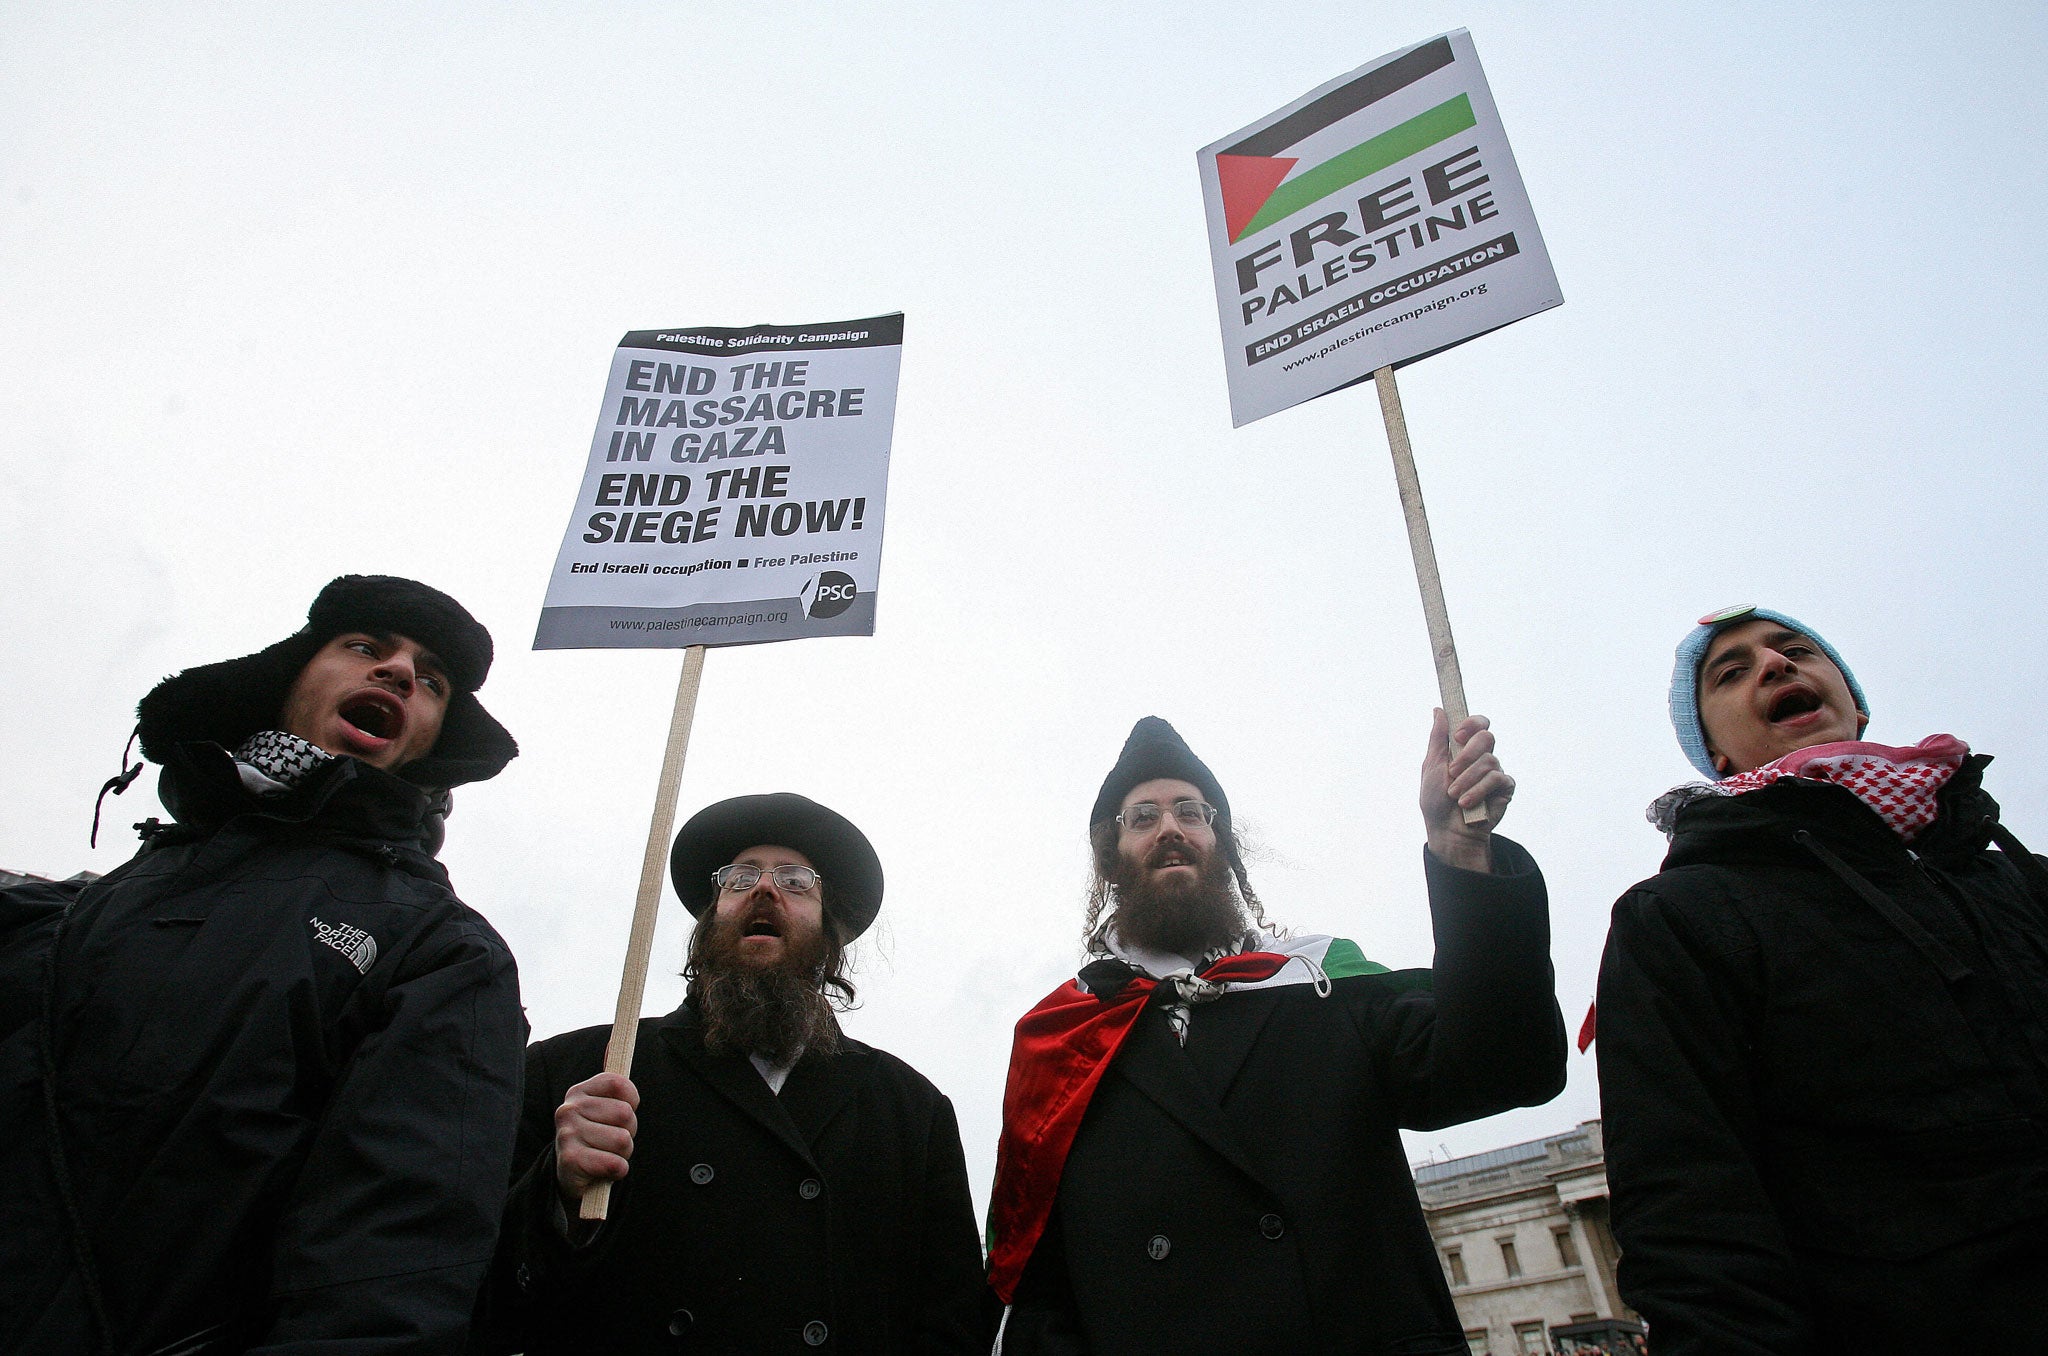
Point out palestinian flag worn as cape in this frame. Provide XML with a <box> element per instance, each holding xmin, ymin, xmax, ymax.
<box><xmin>985</xmin><ymin>933</ymin><xmax>1385</xmax><ymax>1302</ymax></box>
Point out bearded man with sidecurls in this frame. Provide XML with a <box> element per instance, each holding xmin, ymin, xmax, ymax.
<box><xmin>476</xmin><ymin>793</ymin><xmax>996</xmax><ymax>1356</ymax></box>
<box><xmin>989</xmin><ymin>715</ymin><xmax>1565</xmax><ymax>1355</ymax></box>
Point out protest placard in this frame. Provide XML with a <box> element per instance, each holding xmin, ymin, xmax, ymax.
<box><xmin>536</xmin><ymin>314</ymin><xmax>902</xmax><ymax>648</ymax></box>
<box><xmin>1198</xmin><ymin>30</ymin><xmax>1559</xmax><ymax>428</ymax></box>
<box><xmin>536</xmin><ymin>314</ymin><xmax>902</xmax><ymax>1217</ymax></box>
<box><xmin>1198</xmin><ymin>33</ymin><xmax>1562</xmax><ymax>822</ymax></box>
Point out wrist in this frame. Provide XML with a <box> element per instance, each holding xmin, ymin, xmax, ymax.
<box><xmin>555</xmin><ymin>1156</ymin><xmax>588</xmax><ymax>1209</ymax></box>
<box><xmin>1427</xmin><ymin>832</ymin><xmax>1493</xmax><ymax>873</ymax></box>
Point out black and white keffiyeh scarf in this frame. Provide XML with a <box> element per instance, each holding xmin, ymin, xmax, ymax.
<box><xmin>233</xmin><ymin>730</ymin><xmax>334</xmax><ymax>795</ymax></box>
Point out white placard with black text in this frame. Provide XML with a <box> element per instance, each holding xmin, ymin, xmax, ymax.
<box><xmin>536</xmin><ymin>315</ymin><xmax>902</xmax><ymax>649</ymax></box>
<box><xmin>1198</xmin><ymin>31</ymin><xmax>1561</xmax><ymax>426</ymax></box>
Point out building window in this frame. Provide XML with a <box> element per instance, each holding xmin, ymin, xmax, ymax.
<box><xmin>1445</xmin><ymin>1247</ymin><xmax>1468</xmax><ymax>1286</ymax></box>
<box><xmin>1465</xmin><ymin>1330</ymin><xmax>1490</xmax><ymax>1356</ymax></box>
<box><xmin>1499</xmin><ymin>1237</ymin><xmax>1522</xmax><ymax>1278</ymax></box>
<box><xmin>1513</xmin><ymin>1319</ymin><xmax>1547</xmax><ymax>1354</ymax></box>
<box><xmin>1553</xmin><ymin>1226</ymin><xmax>1580</xmax><ymax>1267</ymax></box>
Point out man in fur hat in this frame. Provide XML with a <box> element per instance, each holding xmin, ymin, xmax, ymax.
<box><xmin>0</xmin><ymin>574</ymin><xmax>525</xmax><ymax>1355</ymax></box>
<box><xmin>989</xmin><ymin>713</ymin><xmax>1566</xmax><ymax>1355</ymax></box>
<box><xmin>476</xmin><ymin>792</ymin><xmax>996</xmax><ymax>1355</ymax></box>
<box><xmin>1597</xmin><ymin>606</ymin><xmax>2048</xmax><ymax>1353</ymax></box>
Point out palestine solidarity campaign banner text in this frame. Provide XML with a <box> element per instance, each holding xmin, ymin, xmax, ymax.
<box><xmin>536</xmin><ymin>315</ymin><xmax>901</xmax><ymax>649</ymax></box>
<box><xmin>1198</xmin><ymin>31</ymin><xmax>1561</xmax><ymax>426</ymax></box>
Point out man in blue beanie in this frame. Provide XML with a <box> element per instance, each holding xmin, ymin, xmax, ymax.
<box><xmin>1597</xmin><ymin>605</ymin><xmax>2048</xmax><ymax>1354</ymax></box>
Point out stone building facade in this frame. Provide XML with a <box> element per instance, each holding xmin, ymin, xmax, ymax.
<box><xmin>1412</xmin><ymin>1120</ymin><xmax>1643</xmax><ymax>1356</ymax></box>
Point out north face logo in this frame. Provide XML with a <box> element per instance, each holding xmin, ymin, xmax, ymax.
<box><xmin>310</xmin><ymin>917</ymin><xmax>378</xmax><ymax>976</ymax></box>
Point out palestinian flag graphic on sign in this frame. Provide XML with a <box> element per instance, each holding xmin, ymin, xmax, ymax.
<box><xmin>1198</xmin><ymin>30</ymin><xmax>1562</xmax><ymax>426</ymax></box>
<box><xmin>1217</xmin><ymin>37</ymin><xmax>1467</xmax><ymax>242</ymax></box>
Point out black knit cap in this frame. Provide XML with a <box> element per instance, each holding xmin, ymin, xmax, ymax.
<box><xmin>135</xmin><ymin>574</ymin><xmax>517</xmax><ymax>788</ymax></box>
<box><xmin>669</xmin><ymin>793</ymin><xmax>885</xmax><ymax>940</ymax></box>
<box><xmin>1090</xmin><ymin>716</ymin><xmax>1230</xmax><ymax>828</ymax></box>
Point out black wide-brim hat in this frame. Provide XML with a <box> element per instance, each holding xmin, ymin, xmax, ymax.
<box><xmin>669</xmin><ymin>792</ymin><xmax>884</xmax><ymax>940</ymax></box>
<box><xmin>135</xmin><ymin>574</ymin><xmax>517</xmax><ymax>788</ymax></box>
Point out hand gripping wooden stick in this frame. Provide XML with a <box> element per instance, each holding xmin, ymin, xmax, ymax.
<box><xmin>1373</xmin><ymin>366</ymin><xmax>1488</xmax><ymax>827</ymax></box>
<box><xmin>581</xmin><ymin>644</ymin><xmax>709</xmax><ymax>1220</ymax></box>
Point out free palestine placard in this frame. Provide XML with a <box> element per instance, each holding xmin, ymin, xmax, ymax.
<box><xmin>536</xmin><ymin>315</ymin><xmax>902</xmax><ymax>649</ymax></box>
<box><xmin>1198</xmin><ymin>31</ymin><xmax>1561</xmax><ymax>426</ymax></box>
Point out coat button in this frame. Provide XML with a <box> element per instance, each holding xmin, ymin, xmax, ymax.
<box><xmin>1259</xmin><ymin>1213</ymin><xmax>1284</xmax><ymax>1239</ymax></box>
<box><xmin>1146</xmin><ymin>1234</ymin><xmax>1170</xmax><ymax>1260</ymax></box>
<box><xmin>688</xmin><ymin>1163</ymin><xmax>714</xmax><ymax>1185</ymax></box>
<box><xmin>802</xmin><ymin>1319</ymin><xmax>829</xmax><ymax>1345</ymax></box>
<box><xmin>667</xmin><ymin>1308</ymin><xmax>694</xmax><ymax>1336</ymax></box>
<box><xmin>515</xmin><ymin>1263</ymin><xmax>532</xmax><ymax>1293</ymax></box>
<box><xmin>799</xmin><ymin>1178</ymin><xmax>823</xmax><ymax>1200</ymax></box>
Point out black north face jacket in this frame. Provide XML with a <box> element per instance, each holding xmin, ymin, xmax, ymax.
<box><xmin>1597</xmin><ymin>757</ymin><xmax>2048</xmax><ymax>1355</ymax></box>
<box><xmin>0</xmin><ymin>745</ymin><xmax>527</xmax><ymax>1355</ymax></box>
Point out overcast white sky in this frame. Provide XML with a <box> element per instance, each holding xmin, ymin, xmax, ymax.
<box><xmin>6</xmin><ymin>1</ymin><xmax>2046</xmax><ymax>1218</ymax></box>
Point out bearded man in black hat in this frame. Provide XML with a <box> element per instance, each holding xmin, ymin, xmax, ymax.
<box><xmin>0</xmin><ymin>575</ymin><xmax>526</xmax><ymax>1355</ymax></box>
<box><xmin>988</xmin><ymin>713</ymin><xmax>1566</xmax><ymax>1355</ymax></box>
<box><xmin>476</xmin><ymin>792</ymin><xmax>996</xmax><ymax>1355</ymax></box>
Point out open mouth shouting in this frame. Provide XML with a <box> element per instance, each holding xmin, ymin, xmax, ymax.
<box><xmin>336</xmin><ymin>689</ymin><xmax>408</xmax><ymax>755</ymax></box>
<box><xmin>1765</xmin><ymin>683</ymin><xmax>1826</xmax><ymax>728</ymax></box>
<box><xmin>733</xmin><ymin>906</ymin><xmax>789</xmax><ymax>958</ymax></box>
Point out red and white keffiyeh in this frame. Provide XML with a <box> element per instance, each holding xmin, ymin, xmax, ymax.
<box><xmin>1610</xmin><ymin>734</ymin><xmax>1978</xmax><ymax>1053</ymax></box>
<box><xmin>1716</xmin><ymin>735</ymin><xmax>1969</xmax><ymax>841</ymax></box>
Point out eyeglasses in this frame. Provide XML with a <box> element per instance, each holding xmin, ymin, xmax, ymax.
<box><xmin>1115</xmin><ymin>799</ymin><xmax>1218</xmax><ymax>832</ymax></box>
<box><xmin>712</xmin><ymin>864</ymin><xmax>823</xmax><ymax>894</ymax></box>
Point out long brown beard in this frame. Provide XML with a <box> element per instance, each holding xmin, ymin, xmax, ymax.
<box><xmin>1108</xmin><ymin>842</ymin><xmax>1245</xmax><ymax>958</ymax></box>
<box><xmin>691</xmin><ymin>913</ymin><xmax>842</xmax><ymax>1066</ymax></box>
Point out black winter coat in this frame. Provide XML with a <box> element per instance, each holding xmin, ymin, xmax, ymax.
<box><xmin>1597</xmin><ymin>757</ymin><xmax>2048</xmax><ymax>1354</ymax></box>
<box><xmin>1004</xmin><ymin>839</ymin><xmax>1566</xmax><ymax>1356</ymax></box>
<box><xmin>0</xmin><ymin>744</ymin><xmax>527</xmax><ymax>1356</ymax></box>
<box><xmin>476</xmin><ymin>999</ymin><xmax>998</xmax><ymax>1356</ymax></box>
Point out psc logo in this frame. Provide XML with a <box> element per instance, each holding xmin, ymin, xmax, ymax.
<box><xmin>800</xmin><ymin>570</ymin><xmax>858</xmax><ymax>620</ymax></box>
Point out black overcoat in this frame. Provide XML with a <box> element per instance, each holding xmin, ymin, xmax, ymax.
<box><xmin>1597</xmin><ymin>759</ymin><xmax>2048</xmax><ymax>1354</ymax></box>
<box><xmin>477</xmin><ymin>1000</ymin><xmax>996</xmax><ymax>1355</ymax></box>
<box><xmin>1004</xmin><ymin>839</ymin><xmax>1566</xmax><ymax>1356</ymax></box>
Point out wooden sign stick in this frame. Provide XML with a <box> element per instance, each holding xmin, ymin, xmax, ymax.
<box><xmin>1373</xmin><ymin>365</ymin><xmax>1487</xmax><ymax>827</ymax></box>
<box><xmin>582</xmin><ymin>643</ymin><xmax>710</xmax><ymax>1220</ymax></box>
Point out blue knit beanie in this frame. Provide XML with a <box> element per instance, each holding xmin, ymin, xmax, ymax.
<box><xmin>1670</xmin><ymin>605</ymin><xmax>1868</xmax><ymax>780</ymax></box>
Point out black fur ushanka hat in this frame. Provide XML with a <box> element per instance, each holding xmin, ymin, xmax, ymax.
<box><xmin>135</xmin><ymin>574</ymin><xmax>517</xmax><ymax>788</ymax></box>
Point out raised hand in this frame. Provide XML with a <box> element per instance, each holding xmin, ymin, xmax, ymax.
<box><xmin>1420</xmin><ymin>709</ymin><xmax>1513</xmax><ymax>871</ymax></box>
